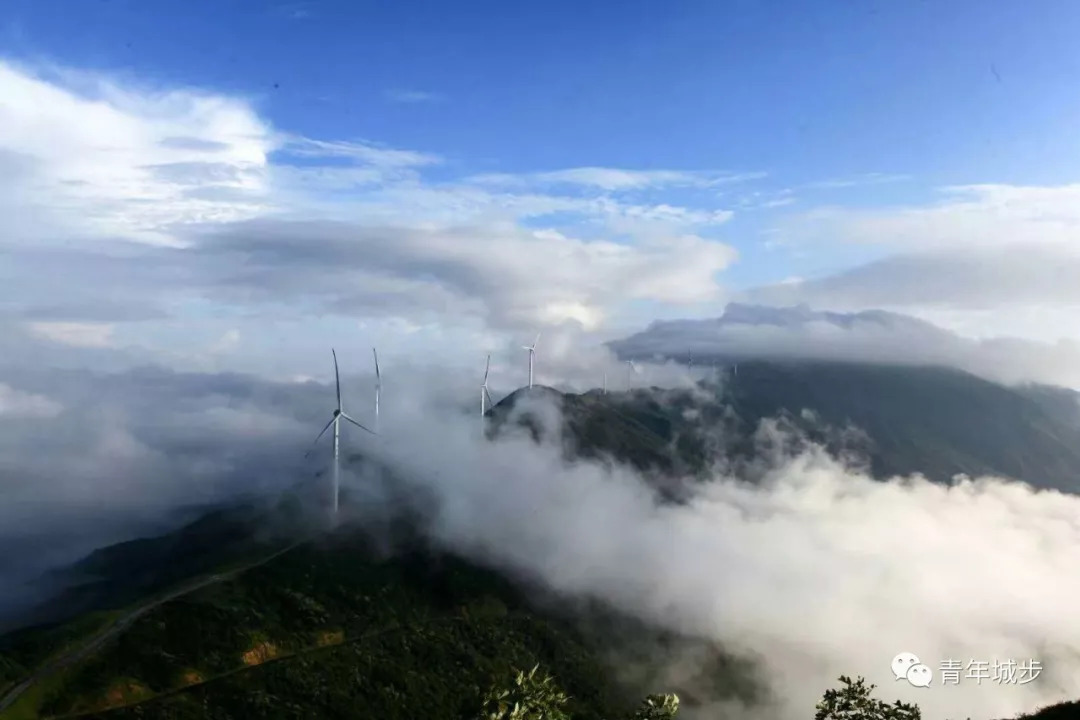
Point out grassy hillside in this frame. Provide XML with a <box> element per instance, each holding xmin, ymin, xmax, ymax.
<box><xmin>1</xmin><ymin>522</ymin><xmax>757</xmax><ymax>720</ymax></box>
<box><xmin>7</xmin><ymin>493</ymin><xmax>312</xmax><ymax>637</ymax></box>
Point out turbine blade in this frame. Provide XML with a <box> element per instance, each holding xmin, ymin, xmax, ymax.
<box><xmin>304</xmin><ymin>415</ymin><xmax>336</xmax><ymax>457</ymax></box>
<box><xmin>484</xmin><ymin>386</ymin><xmax>494</xmax><ymax>409</ymax></box>
<box><xmin>533</xmin><ymin>331</ymin><xmax>541</xmax><ymax>348</ymax></box>
<box><xmin>332</xmin><ymin>348</ymin><xmax>341</xmax><ymax>410</ymax></box>
<box><xmin>483</xmin><ymin>353</ymin><xmax>490</xmax><ymax>384</ymax></box>
<box><xmin>373</xmin><ymin>347</ymin><xmax>380</xmax><ymax>381</ymax></box>
<box><xmin>340</xmin><ymin>412</ymin><xmax>377</xmax><ymax>435</ymax></box>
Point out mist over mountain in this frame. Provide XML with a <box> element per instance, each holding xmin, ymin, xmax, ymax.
<box><xmin>5</xmin><ymin>340</ymin><xmax>1080</xmax><ymax>719</ymax></box>
<box><xmin>3</xmin><ymin>304</ymin><xmax>1080</xmax><ymax>720</ymax></box>
<box><xmin>609</xmin><ymin>303</ymin><xmax>1080</xmax><ymax>389</ymax></box>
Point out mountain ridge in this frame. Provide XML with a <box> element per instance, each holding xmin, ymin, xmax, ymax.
<box><xmin>4</xmin><ymin>358</ymin><xmax>1080</xmax><ymax>718</ymax></box>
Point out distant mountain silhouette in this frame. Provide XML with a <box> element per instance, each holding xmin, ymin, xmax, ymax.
<box><xmin>486</xmin><ymin>361</ymin><xmax>1080</xmax><ymax>493</ymax></box>
<box><xmin>610</xmin><ymin>302</ymin><xmax>958</xmax><ymax>362</ymax></box>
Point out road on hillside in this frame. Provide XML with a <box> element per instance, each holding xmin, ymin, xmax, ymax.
<box><xmin>0</xmin><ymin>542</ymin><xmax>302</xmax><ymax>715</ymax></box>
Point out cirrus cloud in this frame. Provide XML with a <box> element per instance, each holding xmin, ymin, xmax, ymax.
<box><xmin>780</xmin><ymin>183</ymin><xmax>1080</xmax><ymax>251</ymax></box>
<box><xmin>0</xmin><ymin>60</ymin><xmax>276</xmax><ymax>247</ymax></box>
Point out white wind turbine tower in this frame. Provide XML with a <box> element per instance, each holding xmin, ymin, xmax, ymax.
<box><xmin>373</xmin><ymin>347</ymin><xmax>381</xmax><ymax>434</ymax></box>
<box><xmin>523</xmin><ymin>332</ymin><xmax>541</xmax><ymax>388</ymax></box>
<box><xmin>306</xmin><ymin>349</ymin><xmax>376</xmax><ymax>518</ymax></box>
<box><xmin>480</xmin><ymin>354</ymin><xmax>494</xmax><ymax>420</ymax></box>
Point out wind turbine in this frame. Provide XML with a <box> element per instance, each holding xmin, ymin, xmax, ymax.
<box><xmin>480</xmin><ymin>353</ymin><xmax>494</xmax><ymax>420</ymax></box>
<box><xmin>602</xmin><ymin>370</ymin><xmax>607</xmax><ymax>395</ymax></box>
<box><xmin>373</xmin><ymin>347</ymin><xmax>381</xmax><ymax>434</ymax></box>
<box><xmin>306</xmin><ymin>349</ymin><xmax>376</xmax><ymax>518</ymax></box>
<box><xmin>523</xmin><ymin>332</ymin><xmax>541</xmax><ymax>388</ymax></box>
<box><xmin>626</xmin><ymin>359</ymin><xmax>638</xmax><ymax>389</ymax></box>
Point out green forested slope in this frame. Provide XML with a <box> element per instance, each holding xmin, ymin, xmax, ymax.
<box><xmin>3</xmin><ymin>524</ymin><xmax>755</xmax><ymax>720</ymax></box>
<box><xmin>5</xmin><ymin>359</ymin><xmax>1080</xmax><ymax>719</ymax></box>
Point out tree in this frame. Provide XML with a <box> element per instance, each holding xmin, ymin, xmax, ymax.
<box><xmin>815</xmin><ymin>676</ymin><xmax>921</xmax><ymax>720</ymax></box>
<box><xmin>632</xmin><ymin>693</ymin><xmax>680</xmax><ymax>720</ymax></box>
<box><xmin>476</xmin><ymin>665</ymin><xmax>571</xmax><ymax>720</ymax></box>
<box><xmin>476</xmin><ymin>666</ymin><xmax>680</xmax><ymax>720</ymax></box>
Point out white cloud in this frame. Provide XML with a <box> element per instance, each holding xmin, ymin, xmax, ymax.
<box><xmin>280</xmin><ymin>137</ymin><xmax>442</xmax><ymax>169</ymax></box>
<box><xmin>800</xmin><ymin>172</ymin><xmax>910</xmax><ymax>190</ymax></box>
<box><xmin>27</xmin><ymin>321</ymin><xmax>115</xmax><ymax>348</ymax></box>
<box><xmin>750</xmin><ymin>185</ymin><xmax>1080</xmax><ymax>347</ymax></box>
<box><xmin>208</xmin><ymin>328</ymin><xmax>241</xmax><ymax>354</ymax></box>
<box><xmin>754</xmin><ymin>196</ymin><xmax>797</xmax><ymax>209</ymax></box>
<box><xmin>469</xmin><ymin>167</ymin><xmax>765</xmax><ymax>191</ymax></box>
<box><xmin>315</xmin><ymin>186</ymin><xmax>735</xmax><ymax>237</ymax></box>
<box><xmin>613</xmin><ymin>303</ymin><xmax>1080</xmax><ymax>389</ymax></box>
<box><xmin>0</xmin><ymin>383</ymin><xmax>62</xmax><ymax>418</ymax></box>
<box><xmin>0</xmin><ymin>59</ymin><xmax>276</xmax><ymax>247</ymax></box>
<box><xmin>744</xmin><ymin>243</ymin><xmax>1080</xmax><ymax>345</ymax></box>
<box><xmin>366</xmin><ymin>398</ymin><xmax>1080</xmax><ymax>720</ymax></box>
<box><xmin>271</xmin><ymin>2</ymin><xmax>314</xmax><ymax>20</ymax></box>
<box><xmin>184</xmin><ymin>221</ymin><xmax>737</xmax><ymax>333</ymax></box>
<box><xmin>5</xmin><ymin>55</ymin><xmax>1079</xmax><ymax>392</ymax></box>
<box><xmin>785</xmin><ymin>184</ymin><xmax>1080</xmax><ymax>250</ymax></box>
<box><xmin>734</xmin><ymin>187</ymin><xmax>799</xmax><ymax>210</ymax></box>
<box><xmin>905</xmin><ymin>304</ymin><xmax>1080</xmax><ymax>345</ymax></box>
<box><xmin>384</xmin><ymin>89</ymin><xmax>443</xmax><ymax>104</ymax></box>
<box><xmin>0</xmin><ymin>58</ymin><xmax>743</xmax><ymax>370</ymax></box>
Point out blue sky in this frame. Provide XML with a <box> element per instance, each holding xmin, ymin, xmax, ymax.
<box><xmin>8</xmin><ymin>0</ymin><xmax>1080</xmax><ymax>186</ymax></box>
<box><xmin>6</xmin><ymin>0</ymin><xmax>1080</xmax><ymax>287</ymax></box>
<box><xmin>3</xmin><ymin>0</ymin><xmax>1080</xmax><ymax>381</ymax></box>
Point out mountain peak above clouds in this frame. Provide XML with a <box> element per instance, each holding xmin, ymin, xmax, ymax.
<box><xmin>614</xmin><ymin>303</ymin><xmax>957</xmax><ymax>363</ymax></box>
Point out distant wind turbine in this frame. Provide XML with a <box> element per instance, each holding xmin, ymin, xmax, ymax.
<box><xmin>373</xmin><ymin>347</ymin><xmax>381</xmax><ymax>434</ymax></box>
<box><xmin>480</xmin><ymin>354</ymin><xmax>494</xmax><ymax>421</ymax></box>
<box><xmin>523</xmin><ymin>332</ymin><xmax>541</xmax><ymax>388</ymax></box>
<box><xmin>306</xmin><ymin>349</ymin><xmax>376</xmax><ymax>518</ymax></box>
<box><xmin>626</xmin><ymin>359</ymin><xmax>638</xmax><ymax>388</ymax></box>
<box><xmin>602</xmin><ymin>370</ymin><xmax>607</xmax><ymax>395</ymax></box>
